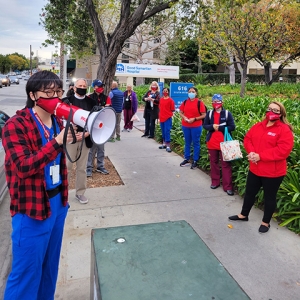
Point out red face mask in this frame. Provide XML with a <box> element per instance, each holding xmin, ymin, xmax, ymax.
<box><xmin>95</xmin><ymin>87</ymin><xmax>104</xmax><ymax>94</ymax></box>
<box><xmin>212</xmin><ymin>103</ymin><xmax>222</xmax><ymax>110</ymax></box>
<box><xmin>163</xmin><ymin>91</ymin><xmax>169</xmax><ymax>96</ymax></box>
<box><xmin>266</xmin><ymin>111</ymin><xmax>280</xmax><ymax>121</ymax></box>
<box><xmin>151</xmin><ymin>86</ymin><xmax>158</xmax><ymax>91</ymax></box>
<box><xmin>36</xmin><ymin>97</ymin><xmax>61</xmax><ymax>114</ymax></box>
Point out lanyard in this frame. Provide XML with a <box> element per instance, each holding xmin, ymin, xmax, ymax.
<box><xmin>32</xmin><ymin>109</ymin><xmax>57</xmax><ymax>141</ymax></box>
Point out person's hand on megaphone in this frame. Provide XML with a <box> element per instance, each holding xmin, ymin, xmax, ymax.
<box><xmin>55</xmin><ymin>128</ymin><xmax>76</xmax><ymax>145</ymax></box>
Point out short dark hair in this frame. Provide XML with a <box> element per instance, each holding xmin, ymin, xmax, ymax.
<box><xmin>25</xmin><ymin>71</ymin><xmax>63</xmax><ymax>108</ymax></box>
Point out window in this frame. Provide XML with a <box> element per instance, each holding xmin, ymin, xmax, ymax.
<box><xmin>121</xmin><ymin>53</ymin><xmax>129</xmax><ymax>63</ymax></box>
<box><xmin>153</xmin><ymin>49</ymin><xmax>160</xmax><ymax>59</ymax></box>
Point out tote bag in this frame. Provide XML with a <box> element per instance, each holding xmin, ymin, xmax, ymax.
<box><xmin>220</xmin><ymin>127</ymin><xmax>243</xmax><ymax>162</ymax></box>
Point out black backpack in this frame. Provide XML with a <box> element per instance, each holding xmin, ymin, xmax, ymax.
<box><xmin>183</xmin><ymin>99</ymin><xmax>207</xmax><ymax>114</ymax></box>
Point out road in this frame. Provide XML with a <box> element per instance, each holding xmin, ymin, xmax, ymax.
<box><xmin>0</xmin><ymin>81</ymin><xmax>27</xmax><ymax>299</ymax></box>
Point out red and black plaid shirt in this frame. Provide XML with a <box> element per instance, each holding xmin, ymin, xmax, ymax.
<box><xmin>2</xmin><ymin>108</ymin><xmax>68</xmax><ymax>220</ymax></box>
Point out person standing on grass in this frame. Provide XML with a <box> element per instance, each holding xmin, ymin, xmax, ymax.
<box><xmin>122</xmin><ymin>84</ymin><xmax>138</xmax><ymax>132</ymax></box>
<box><xmin>203</xmin><ymin>94</ymin><xmax>236</xmax><ymax>196</ymax></box>
<box><xmin>229</xmin><ymin>101</ymin><xmax>293</xmax><ymax>234</ymax></box>
<box><xmin>178</xmin><ymin>86</ymin><xmax>206</xmax><ymax>169</ymax></box>
<box><xmin>158</xmin><ymin>87</ymin><xmax>175</xmax><ymax>153</ymax></box>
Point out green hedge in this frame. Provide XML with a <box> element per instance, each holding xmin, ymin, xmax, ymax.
<box><xmin>154</xmin><ymin>88</ymin><xmax>300</xmax><ymax>234</ymax></box>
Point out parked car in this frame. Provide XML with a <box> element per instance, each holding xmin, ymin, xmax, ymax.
<box><xmin>0</xmin><ymin>110</ymin><xmax>10</xmax><ymax>201</ymax></box>
<box><xmin>0</xmin><ymin>74</ymin><xmax>11</xmax><ymax>87</ymax></box>
<box><xmin>23</xmin><ymin>75</ymin><xmax>30</xmax><ymax>81</ymax></box>
<box><xmin>0</xmin><ymin>80</ymin><xmax>2</xmax><ymax>88</ymax></box>
<box><xmin>9</xmin><ymin>76</ymin><xmax>19</xmax><ymax>85</ymax></box>
<box><xmin>17</xmin><ymin>74</ymin><xmax>23</xmax><ymax>79</ymax></box>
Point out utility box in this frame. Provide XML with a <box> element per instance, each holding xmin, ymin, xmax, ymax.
<box><xmin>90</xmin><ymin>220</ymin><xmax>250</xmax><ymax>300</ymax></box>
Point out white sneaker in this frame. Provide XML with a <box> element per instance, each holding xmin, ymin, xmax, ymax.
<box><xmin>75</xmin><ymin>194</ymin><xmax>88</xmax><ymax>204</ymax></box>
<box><xmin>127</xmin><ymin>129</ymin><xmax>130</xmax><ymax>132</ymax></box>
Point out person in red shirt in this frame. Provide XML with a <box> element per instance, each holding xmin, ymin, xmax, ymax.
<box><xmin>2</xmin><ymin>71</ymin><xmax>74</xmax><ymax>299</ymax></box>
<box><xmin>229</xmin><ymin>101</ymin><xmax>294</xmax><ymax>234</ymax></box>
<box><xmin>203</xmin><ymin>94</ymin><xmax>236</xmax><ymax>196</ymax></box>
<box><xmin>158</xmin><ymin>87</ymin><xmax>175</xmax><ymax>152</ymax></box>
<box><xmin>178</xmin><ymin>86</ymin><xmax>206</xmax><ymax>169</ymax></box>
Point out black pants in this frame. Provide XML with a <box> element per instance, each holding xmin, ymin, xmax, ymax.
<box><xmin>144</xmin><ymin>109</ymin><xmax>156</xmax><ymax>137</ymax></box>
<box><xmin>241</xmin><ymin>171</ymin><xmax>284</xmax><ymax>223</ymax></box>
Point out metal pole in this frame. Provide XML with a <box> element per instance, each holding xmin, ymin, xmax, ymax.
<box><xmin>30</xmin><ymin>45</ymin><xmax>32</xmax><ymax>75</ymax></box>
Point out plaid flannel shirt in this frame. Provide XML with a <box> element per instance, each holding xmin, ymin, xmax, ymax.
<box><xmin>2</xmin><ymin>108</ymin><xmax>68</xmax><ymax>220</ymax></box>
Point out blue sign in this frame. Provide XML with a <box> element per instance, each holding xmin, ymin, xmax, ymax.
<box><xmin>158</xmin><ymin>82</ymin><xmax>164</xmax><ymax>97</ymax></box>
<box><xmin>116</xmin><ymin>63</ymin><xmax>125</xmax><ymax>73</ymax></box>
<box><xmin>170</xmin><ymin>82</ymin><xmax>194</xmax><ymax>109</ymax></box>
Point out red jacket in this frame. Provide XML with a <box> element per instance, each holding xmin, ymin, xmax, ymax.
<box><xmin>243</xmin><ymin>119</ymin><xmax>293</xmax><ymax>177</ymax></box>
<box><xmin>2</xmin><ymin>108</ymin><xmax>69</xmax><ymax>220</ymax></box>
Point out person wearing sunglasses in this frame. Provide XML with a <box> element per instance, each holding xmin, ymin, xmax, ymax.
<box><xmin>2</xmin><ymin>70</ymin><xmax>74</xmax><ymax>299</ymax></box>
<box><xmin>229</xmin><ymin>101</ymin><xmax>294</xmax><ymax>234</ymax></box>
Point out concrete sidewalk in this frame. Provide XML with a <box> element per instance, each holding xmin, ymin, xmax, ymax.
<box><xmin>1</xmin><ymin>109</ymin><xmax>300</xmax><ymax>299</ymax></box>
<box><xmin>55</xmin><ymin>110</ymin><xmax>300</xmax><ymax>300</ymax></box>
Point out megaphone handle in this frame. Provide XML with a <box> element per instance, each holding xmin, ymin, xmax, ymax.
<box><xmin>69</xmin><ymin>125</ymin><xmax>77</xmax><ymax>144</ymax></box>
<box><xmin>63</xmin><ymin>108</ymin><xmax>83</xmax><ymax>163</ymax></box>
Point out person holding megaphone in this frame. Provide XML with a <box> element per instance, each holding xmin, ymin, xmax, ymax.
<box><xmin>2</xmin><ymin>70</ymin><xmax>74</xmax><ymax>300</ymax></box>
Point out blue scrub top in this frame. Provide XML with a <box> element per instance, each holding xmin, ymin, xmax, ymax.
<box><xmin>30</xmin><ymin>109</ymin><xmax>62</xmax><ymax>190</ymax></box>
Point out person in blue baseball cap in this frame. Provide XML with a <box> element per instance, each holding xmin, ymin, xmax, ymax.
<box><xmin>203</xmin><ymin>94</ymin><xmax>236</xmax><ymax>196</ymax></box>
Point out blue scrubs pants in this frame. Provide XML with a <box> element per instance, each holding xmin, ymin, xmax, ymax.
<box><xmin>182</xmin><ymin>125</ymin><xmax>203</xmax><ymax>161</ymax></box>
<box><xmin>160</xmin><ymin>117</ymin><xmax>172</xmax><ymax>144</ymax></box>
<box><xmin>4</xmin><ymin>193</ymin><xmax>68</xmax><ymax>300</ymax></box>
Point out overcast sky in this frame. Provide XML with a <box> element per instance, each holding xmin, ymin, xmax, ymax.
<box><xmin>0</xmin><ymin>0</ymin><xmax>58</xmax><ymax>60</ymax></box>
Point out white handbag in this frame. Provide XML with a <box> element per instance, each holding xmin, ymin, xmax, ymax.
<box><xmin>220</xmin><ymin>127</ymin><xmax>243</xmax><ymax>162</ymax></box>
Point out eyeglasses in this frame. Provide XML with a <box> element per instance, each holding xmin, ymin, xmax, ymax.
<box><xmin>267</xmin><ymin>107</ymin><xmax>280</xmax><ymax>114</ymax></box>
<box><xmin>38</xmin><ymin>89</ymin><xmax>64</xmax><ymax>98</ymax></box>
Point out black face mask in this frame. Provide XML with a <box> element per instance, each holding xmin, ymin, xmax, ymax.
<box><xmin>76</xmin><ymin>88</ymin><xmax>87</xmax><ymax>96</ymax></box>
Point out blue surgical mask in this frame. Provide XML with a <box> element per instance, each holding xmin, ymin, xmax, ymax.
<box><xmin>188</xmin><ymin>92</ymin><xmax>196</xmax><ymax>99</ymax></box>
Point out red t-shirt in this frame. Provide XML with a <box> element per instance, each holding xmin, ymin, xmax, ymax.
<box><xmin>159</xmin><ymin>97</ymin><xmax>175</xmax><ymax>122</ymax></box>
<box><xmin>207</xmin><ymin>111</ymin><xmax>224</xmax><ymax>150</ymax></box>
<box><xmin>179</xmin><ymin>98</ymin><xmax>206</xmax><ymax>127</ymax></box>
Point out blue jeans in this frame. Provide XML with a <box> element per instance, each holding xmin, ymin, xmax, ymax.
<box><xmin>4</xmin><ymin>193</ymin><xmax>68</xmax><ymax>300</ymax></box>
<box><xmin>160</xmin><ymin>117</ymin><xmax>172</xmax><ymax>144</ymax></box>
<box><xmin>182</xmin><ymin>125</ymin><xmax>203</xmax><ymax>161</ymax></box>
<box><xmin>87</xmin><ymin>143</ymin><xmax>105</xmax><ymax>171</ymax></box>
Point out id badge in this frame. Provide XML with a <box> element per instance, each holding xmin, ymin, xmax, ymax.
<box><xmin>50</xmin><ymin>164</ymin><xmax>60</xmax><ymax>184</ymax></box>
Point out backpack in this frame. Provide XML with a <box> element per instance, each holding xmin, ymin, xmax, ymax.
<box><xmin>208</xmin><ymin>109</ymin><xmax>228</xmax><ymax>121</ymax></box>
<box><xmin>183</xmin><ymin>99</ymin><xmax>207</xmax><ymax>114</ymax></box>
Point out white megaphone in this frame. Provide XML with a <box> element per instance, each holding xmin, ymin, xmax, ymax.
<box><xmin>55</xmin><ymin>102</ymin><xmax>116</xmax><ymax>145</ymax></box>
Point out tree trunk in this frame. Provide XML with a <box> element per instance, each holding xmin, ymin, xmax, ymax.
<box><xmin>228</xmin><ymin>56</ymin><xmax>235</xmax><ymax>85</ymax></box>
<box><xmin>264</xmin><ymin>62</ymin><xmax>272</xmax><ymax>85</ymax></box>
<box><xmin>59</xmin><ymin>44</ymin><xmax>64</xmax><ymax>81</ymax></box>
<box><xmin>239</xmin><ymin>64</ymin><xmax>248</xmax><ymax>98</ymax></box>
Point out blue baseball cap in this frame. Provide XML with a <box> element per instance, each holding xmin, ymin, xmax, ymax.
<box><xmin>92</xmin><ymin>79</ymin><xmax>105</xmax><ymax>87</ymax></box>
<box><xmin>212</xmin><ymin>94</ymin><xmax>223</xmax><ymax>101</ymax></box>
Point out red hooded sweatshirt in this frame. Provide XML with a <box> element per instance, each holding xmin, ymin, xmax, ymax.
<box><xmin>243</xmin><ymin>118</ymin><xmax>293</xmax><ymax>177</ymax></box>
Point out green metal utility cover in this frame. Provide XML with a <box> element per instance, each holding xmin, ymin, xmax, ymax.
<box><xmin>91</xmin><ymin>220</ymin><xmax>250</xmax><ymax>300</ymax></box>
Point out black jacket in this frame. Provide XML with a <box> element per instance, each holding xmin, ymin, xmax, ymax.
<box><xmin>203</xmin><ymin>108</ymin><xmax>235</xmax><ymax>142</ymax></box>
<box><xmin>63</xmin><ymin>94</ymin><xmax>97</xmax><ymax>148</ymax></box>
<box><xmin>142</xmin><ymin>90</ymin><xmax>160</xmax><ymax>120</ymax></box>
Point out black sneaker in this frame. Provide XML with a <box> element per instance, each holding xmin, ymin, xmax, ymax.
<box><xmin>190</xmin><ymin>161</ymin><xmax>198</xmax><ymax>169</ymax></box>
<box><xmin>180</xmin><ymin>159</ymin><xmax>190</xmax><ymax>167</ymax></box>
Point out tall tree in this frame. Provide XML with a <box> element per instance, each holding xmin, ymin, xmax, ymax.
<box><xmin>40</xmin><ymin>0</ymin><xmax>179</xmax><ymax>89</ymax></box>
<box><xmin>200</xmin><ymin>0</ymin><xmax>298</xmax><ymax>96</ymax></box>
